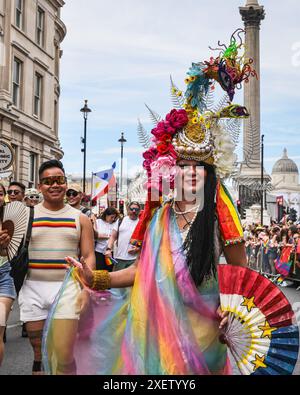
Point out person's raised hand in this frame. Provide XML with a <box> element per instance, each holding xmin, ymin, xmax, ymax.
<box><xmin>0</xmin><ymin>229</ymin><xmax>10</xmax><ymax>248</ymax></box>
<box><xmin>128</xmin><ymin>246</ymin><xmax>140</xmax><ymax>255</ymax></box>
<box><xmin>104</xmin><ymin>249</ymin><xmax>112</xmax><ymax>258</ymax></box>
<box><xmin>216</xmin><ymin>306</ymin><xmax>229</xmax><ymax>329</ymax></box>
<box><xmin>65</xmin><ymin>256</ymin><xmax>94</xmax><ymax>287</ymax></box>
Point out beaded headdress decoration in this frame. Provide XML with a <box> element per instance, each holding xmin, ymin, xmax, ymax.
<box><xmin>139</xmin><ymin>29</ymin><xmax>257</xmax><ymax>181</ymax></box>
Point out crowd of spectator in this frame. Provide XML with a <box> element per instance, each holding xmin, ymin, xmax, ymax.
<box><xmin>244</xmin><ymin>220</ymin><xmax>300</xmax><ymax>289</ymax></box>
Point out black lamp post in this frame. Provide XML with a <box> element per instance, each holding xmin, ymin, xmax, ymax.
<box><xmin>80</xmin><ymin>100</ymin><xmax>91</xmax><ymax>193</ymax></box>
<box><xmin>260</xmin><ymin>134</ymin><xmax>264</xmax><ymax>226</ymax></box>
<box><xmin>118</xmin><ymin>132</ymin><xmax>127</xmax><ymax>194</ymax></box>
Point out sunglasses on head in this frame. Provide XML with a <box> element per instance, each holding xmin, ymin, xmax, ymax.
<box><xmin>7</xmin><ymin>189</ymin><xmax>22</xmax><ymax>195</ymax></box>
<box><xmin>66</xmin><ymin>190</ymin><xmax>79</xmax><ymax>198</ymax></box>
<box><xmin>40</xmin><ymin>176</ymin><xmax>67</xmax><ymax>186</ymax></box>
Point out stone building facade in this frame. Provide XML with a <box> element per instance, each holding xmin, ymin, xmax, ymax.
<box><xmin>270</xmin><ymin>148</ymin><xmax>300</xmax><ymax>217</ymax></box>
<box><xmin>0</xmin><ymin>0</ymin><xmax>66</xmax><ymax>187</ymax></box>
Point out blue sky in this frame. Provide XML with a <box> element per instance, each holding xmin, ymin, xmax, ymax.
<box><xmin>59</xmin><ymin>0</ymin><xmax>300</xmax><ymax>181</ymax></box>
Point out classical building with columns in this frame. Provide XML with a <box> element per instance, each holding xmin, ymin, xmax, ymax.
<box><xmin>0</xmin><ymin>0</ymin><xmax>66</xmax><ymax>187</ymax></box>
<box><xmin>269</xmin><ymin>149</ymin><xmax>300</xmax><ymax>216</ymax></box>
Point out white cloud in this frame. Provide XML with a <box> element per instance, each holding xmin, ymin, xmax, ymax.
<box><xmin>127</xmin><ymin>165</ymin><xmax>144</xmax><ymax>179</ymax></box>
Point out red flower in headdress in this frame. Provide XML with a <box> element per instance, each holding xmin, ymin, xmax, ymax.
<box><xmin>165</xmin><ymin>109</ymin><xmax>188</xmax><ymax>129</ymax></box>
<box><xmin>151</xmin><ymin>121</ymin><xmax>176</xmax><ymax>139</ymax></box>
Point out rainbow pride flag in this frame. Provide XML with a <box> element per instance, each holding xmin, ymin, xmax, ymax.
<box><xmin>105</xmin><ymin>256</ymin><xmax>117</xmax><ymax>267</ymax></box>
<box><xmin>275</xmin><ymin>245</ymin><xmax>293</xmax><ymax>277</ymax></box>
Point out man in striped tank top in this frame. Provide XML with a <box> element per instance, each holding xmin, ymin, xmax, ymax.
<box><xmin>18</xmin><ymin>160</ymin><xmax>95</xmax><ymax>375</ymax></box>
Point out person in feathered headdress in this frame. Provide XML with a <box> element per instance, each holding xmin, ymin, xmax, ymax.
<box><xmin>44</xmin><ymin>29</ymin><xmax>254</xmax><ymax>375</ymax></box>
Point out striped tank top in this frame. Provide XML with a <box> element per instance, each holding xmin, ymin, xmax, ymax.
<box><xmin>27</xmin><ymin>203</ymin><xmax>81</xmax><ymax>282</ymax></box>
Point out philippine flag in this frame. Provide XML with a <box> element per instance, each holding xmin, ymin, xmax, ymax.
<box><xmin>92</xmin><ymin>162</ymin><xmax>116</xmax><ymax>202</ymax></box>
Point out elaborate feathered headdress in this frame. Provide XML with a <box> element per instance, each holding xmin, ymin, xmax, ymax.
<box><xmin>139</xmin><ymin>29</ymin><xmax>256</xmax><ymax>181</ymax></box>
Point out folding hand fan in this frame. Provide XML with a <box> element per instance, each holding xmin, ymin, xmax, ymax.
<box><xmin>1</xmin><ymin>202</ymin><xmax>30</xmax><ymax>261</ymax></box>
<box><xmin>218</xmin><ymin>264</ymin><xmax>299</xmax><ymax>375</ymax></box>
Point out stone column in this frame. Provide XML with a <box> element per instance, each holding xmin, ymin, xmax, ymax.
<box><xmin>239</xmin><ymin>0</ymin><xmax>265</xmax><ymax>165</ymax></box>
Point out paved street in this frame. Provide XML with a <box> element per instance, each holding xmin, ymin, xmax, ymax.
<box><xmin>0</xmin><ymin>283</ymin><xmax>299</xmax><ymax>375</ymax></box>
<box><xmin>0</xmin><ymin>301</ymin><xmax>33</xmax><ymax>375</ymax></box>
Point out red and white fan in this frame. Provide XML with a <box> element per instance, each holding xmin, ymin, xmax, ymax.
<box><xmin>218</xmin><ymin>264</ymin><xmax>299</xmax><ymax>375</ymax></box>
<box><xmin>1</xmin><ymin>201</ymin><xmax>30</xmax><ymax>261</ymax></box>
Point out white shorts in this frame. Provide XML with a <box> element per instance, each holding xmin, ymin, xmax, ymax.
<box><xmin>19</xmin><ymin>278</ymin><xmax>81</xmax><ymax>322</ymax></box>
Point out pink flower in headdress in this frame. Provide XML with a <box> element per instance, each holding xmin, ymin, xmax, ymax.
<box><xmin>149</xmin><ymin>154</ymin><xmax>178</xmax><ymax>191</ymax></box>
<box><xmin>145</xmin><ymin>109</ymin><xmax>186</xmax><ymax>194</ymax></box>
<box><xmin>165</xmin><ymin>109</ymin><xmax>188</xmax><ymax>129</ymax></box>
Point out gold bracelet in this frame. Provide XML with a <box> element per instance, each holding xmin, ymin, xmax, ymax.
<box><xmin>91</xmin><ymin>270</ymin><xmax>111</xmax><ymax>291</ymax></box>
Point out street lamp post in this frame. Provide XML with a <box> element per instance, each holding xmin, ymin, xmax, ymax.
<box><xmin>260</xmin><ymin>134</ymin><xmax>264</xmax><ymax>225</ymax></box>
<box><xmin>118</xmin><ymin>132</ymin><xmax>127</xmax><ymax>195</ymax></box>
<box><xmin>80</xmin><ymin>100</ymin><xmax>91</xmax><ymax>194</ymax></box>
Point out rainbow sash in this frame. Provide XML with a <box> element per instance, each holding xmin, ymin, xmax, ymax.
<box><xmin>216</xmin><ymin>181</ymin><xmax>244</xmax><ymax>246</ymax></box>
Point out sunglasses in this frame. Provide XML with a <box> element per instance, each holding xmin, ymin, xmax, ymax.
<box><xmin>66</xmin><ymin>190</ymin><xmax>79</xmax><ymax>198</ymax></box>
<box><xmin>40</xmin><ymin>176</ymin><xmax>67</xmax><ymax>186</ymax></box>
<box><xmin>7</xmin><ymin>190</ymin><xmax>22</xmax><ymax>195</ymax></box>
<box><xmin>27</xmin><ymin>195</ymin><xmax>40</xmax><ymax>200</ymax></box>
<box><xmin>129</xmin><ymin>207</ymin><xmax>140</xmax><ymax>212</ymax></box>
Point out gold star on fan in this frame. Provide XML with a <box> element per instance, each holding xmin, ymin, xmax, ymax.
<box><xmin>251</xmin><ymin>354</ymin><xmax>267</xmax><ymax>371</ymax></box>
<box><xmin>241</xmin><ymin>296</ymin><xmax>256</xmax><ymax>312</ymax></box>
<box><xmin>258</xmin><ymin>321</ymin><xmax>277</xmax><ymax>339</ymax></box>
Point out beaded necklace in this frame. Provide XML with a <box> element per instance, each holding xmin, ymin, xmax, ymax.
<box><xmin>172</xmin><ymin>201</ymin><xmax>200</xmax><ymax>242</ymax></box>
<box><xmin>173</xmin><ymin>202</ymin><xmax>200</xmax><ymax>215</ymax></box>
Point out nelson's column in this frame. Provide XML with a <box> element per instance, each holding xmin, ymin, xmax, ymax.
<box><xmin>235</xmin><ymin>0</ymin><xmax>271</xmax><ymax>212</ymax></box>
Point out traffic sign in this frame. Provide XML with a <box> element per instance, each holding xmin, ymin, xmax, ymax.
<box><xmin>0</xmin><ymin>141</ymin><xmax>14</xmax><ymax>171</ymax></box>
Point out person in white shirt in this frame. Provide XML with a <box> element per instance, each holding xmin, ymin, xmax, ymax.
<box><xmin>93</xmin><ymin>207</ymin><xmax>119</xmax><ymax>271</ymax></box>
<box><xmin>105</xmin><ymin>202</ymin><xmax>141</xmax><ymax>271</ymax></box>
